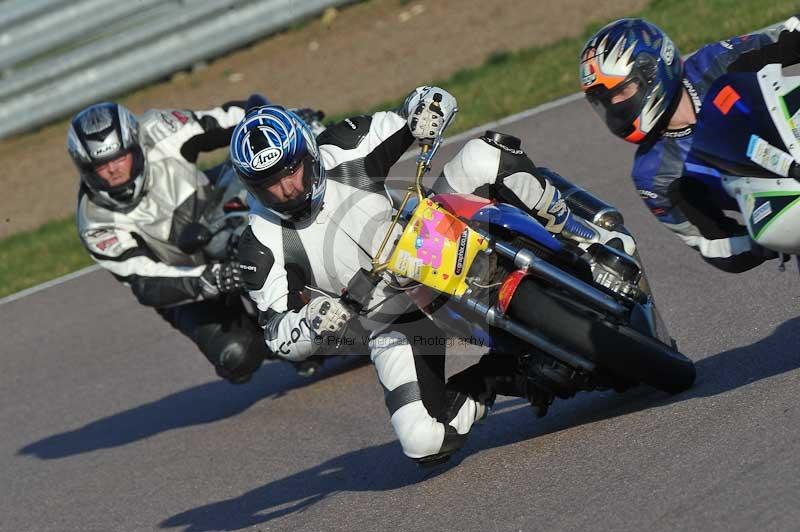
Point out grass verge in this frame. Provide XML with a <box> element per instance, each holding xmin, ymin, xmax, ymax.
<box><xmin>1</xmin><ymin>0</ymin><xmax>797</xmax><ymax>299</ymax></box>
<box><xmin>0</xmin><ymin>216</ymin><xmax>93</xmax><ymax>298</ymax></box>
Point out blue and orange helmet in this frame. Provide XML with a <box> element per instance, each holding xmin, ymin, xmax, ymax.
<box><xmin>580</xmin><ymin>18</ymin><xmax>683</xmax><ymax>143</ymax></box>
<box><xmin>230</xmin><ymin>105</ymin><xmax>325</xmax><ymax>222</ymax></box>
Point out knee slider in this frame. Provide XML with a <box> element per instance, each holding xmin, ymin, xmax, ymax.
<box><xmin>391</xmin><ymin>406</ymin><xmax>447</xmax><ymax>459</ymax></box>
<box><xmin>216</xmin><ymin>336</ymin><xmax>264</xmax><ymax>384</ymax></box>
<box><xmin>411</xmin><ymin>426</ymin><xmax>467</xmax><ymax>467</ymax></box>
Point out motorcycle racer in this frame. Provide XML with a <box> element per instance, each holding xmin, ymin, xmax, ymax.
<box><xmin>580</xmin><ymin>17</ymin><xmax>800</xmax><ymax>272</ymax></box>
<box><xmin>234</xmin><ymin>87</ymin><xmax>632</xmax><ymax>464</ymax></box>
<box><xmin>70</xmin><ymin>100</ymin><xmax>291</xmax><ymax>384</ymax></box>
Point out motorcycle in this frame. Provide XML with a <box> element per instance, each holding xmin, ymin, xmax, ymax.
<box><xmin>341</xmin><ymin>126</ymin><xmax>697</xmax><ymax>415</ymax></box>
<box><xmin>688</xmin><ymin>63</ymin><xmax>800</xmax><ymax>269</ymax></box>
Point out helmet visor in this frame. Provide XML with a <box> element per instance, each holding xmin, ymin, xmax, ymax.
<box><xmin>586</xmin><ymin>77</ymin><xmax>646</xmax><ymax>138</ymax></box>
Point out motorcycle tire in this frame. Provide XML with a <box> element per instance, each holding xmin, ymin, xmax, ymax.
<box><xmin>506</xmin><ymin>278</ymin><xmax>696</xmax><ymax>394</ymax></box>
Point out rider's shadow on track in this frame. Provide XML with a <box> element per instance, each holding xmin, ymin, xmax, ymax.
<box><xmin>159</xmin><ymin>316</ymin><xmax>799</xmax><ymax>532</ymax></box>
<box><xmin>17</xmin><ymin>356</ymin><xmax>368</xmax><ymax>460</ymax></box>
<box><xmin>159</xmin><ymin>400</ymin><xmax>541</xmax><ymax>532</ymax></box>
<box><xmin>684</xmin><ymin>315</ymin><xmax>800</xmax><ymax>397</ymax></box>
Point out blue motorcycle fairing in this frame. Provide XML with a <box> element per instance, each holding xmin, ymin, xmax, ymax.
<box><xmin>471</xmin><ymin>203</ymin><xmax>563</xmax><ymax>253</ymax></box>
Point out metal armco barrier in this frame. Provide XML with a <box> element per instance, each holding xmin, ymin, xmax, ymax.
<box><xmin>0</xmin><ymin>0</ymin><xmax>71</xmax><ymax>32</ymax></box>
<box><xmin>0</xmin><ymin>0</ymin><xmax>354</xmax><ymax>139</ymax></box>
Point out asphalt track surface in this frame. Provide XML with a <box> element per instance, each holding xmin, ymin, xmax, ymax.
<box><xmin>2</xmin><ymin>97</ymin><xmax>799</xmax><ymax>532</ymax></box>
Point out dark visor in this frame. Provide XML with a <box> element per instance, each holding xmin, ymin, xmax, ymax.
<box><xmin>586</xmin><ymin>77</ymin><xmax>646</xmax><ymax>138</ymax></box>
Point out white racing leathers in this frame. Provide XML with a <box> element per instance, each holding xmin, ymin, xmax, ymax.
<box><xmin>240</xmin><ymin>109</ymin><xmax>483</xmax><ymax>461</ymax></box>
<box><xmin>79</xmin><ymin>157</ymin><xmax>211</xmax><ymax>304</ymax></box>
<box><xmin>435</xmin><ymin>135</ymin><xmax>572</xmax><ymax>233</ymax></box>
<box><xmin>77</xmin><ymin>103</ymin><xmax>276</xmax><ymax>384</ymax></box>
<box><xmin>240</xmin><ymin>110</ymin><xmax>599</xmax><ymax>460</ymax></box>
<box><xmin>78</xmin><ymin>103</ymin><xmax>246</xmax><ymax>306</ymax></box>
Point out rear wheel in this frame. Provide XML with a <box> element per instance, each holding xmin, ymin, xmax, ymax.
<box><xmin>506</xmin><ymin>279</ymin><xmax>696</xmax><ymax>394</ymax></box>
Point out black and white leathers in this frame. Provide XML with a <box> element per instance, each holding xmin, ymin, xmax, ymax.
<box><xmin>241</xmin><ymin>111</ymin><xmax>416</xmax><ymax>359</ymax></box>
<box><xmin>435</xmin><ymin>134</ymin><xmax>570</xmax><ymax>233</ymax></box>
<box><xmin>241</xmin><ymin>111</ymin><xmax>581</xmax><ymax>459</ymax></box>
<box><xmin>77</xmin><ymin>103</ymin><xmax>246</xmax><ymax>307</ymax></box>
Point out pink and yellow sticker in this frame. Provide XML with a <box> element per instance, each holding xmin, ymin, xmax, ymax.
<box><xmin>387</xmin><ymin>199</ymin><xmax>488</xmax><ymax>296</ymax></box>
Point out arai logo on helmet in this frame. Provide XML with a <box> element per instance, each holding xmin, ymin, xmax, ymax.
<box><xmin>661</xmin><ymin>37</ymin><xmax>675</xmax><ymax>65</ymax></box>
<box><xmin>250</xmin><ymin>147</ymin><xmax>283</xmax><ymax>171</ymax></box>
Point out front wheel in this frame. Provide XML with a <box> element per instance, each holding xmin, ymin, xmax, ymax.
<box><xmin>506</xmin><ymin>279</ymin><xmax>696</xmax><ymax>394</ymax></box>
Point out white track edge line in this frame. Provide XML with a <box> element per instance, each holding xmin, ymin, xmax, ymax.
<box><xmin>398</xmin><ymin>92</ymin><xmax>585</xmax><ymax>162</ymax></box>
<box><xmin>0</xmin><ymin>264</ymin><xmax>101</xmax><ymax>306</ymax></box>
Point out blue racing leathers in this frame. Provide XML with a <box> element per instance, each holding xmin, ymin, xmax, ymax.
<box><xmin>632</xmin><ymin>18</ymin><xmax>800</xmax><ymax>272</ymax></box>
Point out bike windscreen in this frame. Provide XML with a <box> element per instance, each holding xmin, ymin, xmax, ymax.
<box><xmin>690</xmin><ymin>71</ymin><xmax>789</xmax><ymax>178</ymax></box>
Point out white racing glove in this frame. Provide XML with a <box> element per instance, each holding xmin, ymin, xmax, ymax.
<box><xmin>405</xmin><ymin>86</ymin><xmax>457</xmax><ymax>140</ymax></box>
<box><xmin>305</xmin><ymin>295</ymin><xmax>352</xmax><ymax>337</ymax></box>
<box><xmin>784</xmin><ymin>15</ymin><xmax>800</xmax><ymax>32</ymax></box>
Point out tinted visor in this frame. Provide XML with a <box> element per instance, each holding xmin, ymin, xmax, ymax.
<box><xmin>585</xmin><ymin>77</ymin><xmax>647</xmax><ymax>138</ymax></box>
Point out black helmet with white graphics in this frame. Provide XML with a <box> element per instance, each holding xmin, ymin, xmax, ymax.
<box><xmin>67</xmin><ymin>102</ymin><xmax>147</xmax><ymax>210</ymax></box>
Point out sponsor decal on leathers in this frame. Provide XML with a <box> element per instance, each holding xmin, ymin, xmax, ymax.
<box><xmin>278</xmin><ymin>318</ymin><xmax>311</xmax><ymax>355</ymax></box>
<box><xmin>159</xmin><ymin>112</ymin><xmax>179</xmax><ymax>133</ymax></box>
<box><xmin>171</xmin><ymin>111</ymin><xmax>189</xmax><ymax>124</ymax></box>
<box><xmin>96</xmin><ymin>236</ymin><xmax>119</xmax><ymax>251</ymax></box>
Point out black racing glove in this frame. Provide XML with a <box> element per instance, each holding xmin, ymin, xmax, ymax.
<box><xmin>199</xmin><ymin>261</ymin><xmax>244</xmax><ymax>298</ymax></box>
